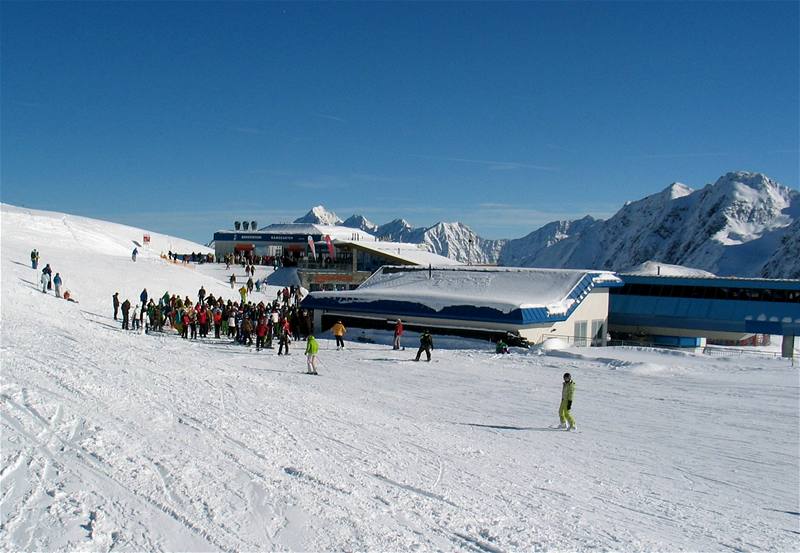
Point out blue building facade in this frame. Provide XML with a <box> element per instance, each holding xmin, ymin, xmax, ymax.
<box><xmin>609</xmin><ymin>275</ymin><xmax>800</xmax><ymax>343</ymax></box>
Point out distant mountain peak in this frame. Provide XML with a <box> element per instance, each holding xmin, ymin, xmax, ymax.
<box><xmin>294</xmin><ymin>205</ymin><xmax>342</xmax><ymax>225</ymax></box>
<box><xmin>662</xmin><ymin>182</ymin><xmax>693</xmax><ymax>199</ymax></box>
<box><xmin>716</xmin><ymin>171</ymin><xmax>773</xmax><ymax>189</ymax></box>
<box><xmin>342</xmin><ymin>214</ymin><xmax>378</xmax><ymax>233</ymax></box>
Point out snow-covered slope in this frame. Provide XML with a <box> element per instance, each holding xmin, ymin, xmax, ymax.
<box><xmin>293</xmin><ymin>205</ymin><xmax>343</xmax><ymax>226</ymax></box>
<box><xmin>1</xmin><ymin>204</ymin><xmax>798</xmax><ymax>551</ymax></box>
<box><xmin>760</xmin><ymin>219</ymin><xmax>800</xmax><ymax>279</ymax></box>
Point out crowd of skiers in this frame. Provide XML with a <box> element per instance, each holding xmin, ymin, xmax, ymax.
<box><xmin>113</xmin><ymin>285</ymin><xmax>312</xmax><ymax>352</ymax></box>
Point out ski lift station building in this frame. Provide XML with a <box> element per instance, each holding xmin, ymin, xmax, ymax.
<box><xmin>213</xmin><ymin>223</ymin><xmax>458</xmax><ymax>290</ymax></box>
<box><xmin>301</xmin><ymin>265</ymin><xmax>623</xmax><ymax>344</ymax></box>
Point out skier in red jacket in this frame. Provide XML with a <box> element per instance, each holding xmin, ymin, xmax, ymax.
<box><xmin>393</xmin><ymin>319</ymin><xmax>404</xmax><ymax>350</ymax></box>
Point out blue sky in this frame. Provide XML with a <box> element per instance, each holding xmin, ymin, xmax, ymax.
<box><xmin>2</xmin><ymin>1</ymin><xmax>798</xmax><ymax>242</ymax></box>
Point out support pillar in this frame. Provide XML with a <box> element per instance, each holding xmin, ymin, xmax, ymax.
<box><xmin>782</xmin><ymin>334</ymin><xmax>795</xmax><ymax>359</ymax></box>
<box><xmin>313</xmin><ymin>309</ymin><xmax>323</xmax><ymax>335</ymax></box>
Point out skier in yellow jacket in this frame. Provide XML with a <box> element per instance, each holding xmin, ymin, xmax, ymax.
<box><xmin>559</xmin><ymin>372</ymin><xmax>576</xmax><ymax>430</ymax></box>
<box><xmin>331</xmin><ymin>320</ymin><xmax>346</xmax><ymax>350</ymax></box>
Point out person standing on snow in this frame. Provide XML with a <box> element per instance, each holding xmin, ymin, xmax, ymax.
<box><xmin>239</xmin><ymin>285</ymin><xmax>248</xmax><ymax>304</ymax></box>
<box><xmin>559</xmin><ymin>372</ymin><xmax>576</xmax><ymax>430</ymax></box>
<box><xmin>42</xmin><ymin>264</ymin><xmax>53</xmax><ymax>290</ymax></box>
<box><xmin>132</xmin><ymin>247</ymin><xmax>138</xmax><ymax>262</ymax></box>
<box><xmin>230</xmin><ymin>274</ymin><xmax>236</xmax><ymax>289</ymax></box>
<box><xmin>255</xmin><ymin>316</ymin><xmax>268</xmax><ymax>351</ymax></box>
<box><xmin>31</xmin><ymin>249</ymin><xmax>39</xmax><ymax>269</ymax></box>
<box><xmin>121</xmin><ymin>298</ymin><xmax>131</xmax><ymax>330</ymax></box>
<box><xmin>189</xmin><ymin>309</ymin><xmax>198</xmax><ymax>340</ymax></box>
<box><xmin>415</xmin><ymin>330</ymin><xmax>433</xmax><ymax>362</ymax></box>
<box><xmin>53</xmin><ymin>273</ymin><xmax>63</xmax><ymax>298</ymax></box>
<box><xmin>278</xmin><ymin>320</ymin><xmax>291</xmax><ymax>355</ymax></box>
<box><xmin>213</xmin><ymin>308</ymin><xmax>222</xmax><ymax>339</ymax></box>
<box><xmin>140</xmin><ymin>289</ymin><xmax>148</xmax><ymax>324</ymax></box>
<box><xmin>241</xmin><ymin>317</ymin><xmax>253</xmax><ymax>346</ymax></box>
<box><xmin>198</xmin><ymin>285</ymin><xmax>206</xmax><ymax>304</ymax></box>
<box><xmin>331</xmin><ymin>320</ymin><xmax>346</xmax><ymax>350</ymax></box>
<box><xmin>305</xmin><ymin>334</ymin><xmax>319</xmax><ymax>374</ymax></box>
<box><xmin>393</xmin><ymin>319</ymin><xmax>404</xmax><ymax>350</ymax></box>
<box><xmin>40</xmin><ymin>270</ymin><xmax>49</xmax><ymax>293</ymax></box>
<box><xmin>112</xmin><ymin>292</ymin><xmax>120</xmax><ymax>320</ymax></box>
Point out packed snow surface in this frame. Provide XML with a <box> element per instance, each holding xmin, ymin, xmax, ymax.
<box><xmin>625</xmin><ymin>261</ymin><xmax>717</xmax><ymax>277</ymax></box>
<box><xmin>2</xmin><ymin>204</ymin><xmax>799</xmax><ymax>551</ymax></box>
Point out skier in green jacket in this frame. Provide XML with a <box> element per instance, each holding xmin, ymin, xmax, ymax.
<box><xmin>559</xmin><ymin>372</ymin><xmax>576</xmax><ymax>430</ymax></box>
<box><xmin>305</xmin><ymin>335</ymin><xmax>319</xmax><ymax>374</ymax></box>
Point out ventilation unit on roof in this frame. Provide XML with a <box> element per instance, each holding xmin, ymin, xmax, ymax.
<box><xmin>242</xmin><ymin>221</ymin><xmax>250</xmax><ymax>230</ymax></box>
<box><xmin>234</xmin><ymin>221</ymin><xmax>241</xmax><ymax>231</ymax></box>
<box><xmin>251</xmin><ymin>221</ymin><xmax>257</xmax><ymax>230</ymax></box>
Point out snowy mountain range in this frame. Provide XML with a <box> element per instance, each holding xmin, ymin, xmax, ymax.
<box><xmin>295</xmin><ymin>172</ymin><xmax>799</xmax><ymax>278</ymax></box>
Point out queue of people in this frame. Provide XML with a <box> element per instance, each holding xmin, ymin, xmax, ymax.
<box><xmin>33</xmin><ymin>250</ymin><xmax>73</xmax><ymax>301</ymax></box>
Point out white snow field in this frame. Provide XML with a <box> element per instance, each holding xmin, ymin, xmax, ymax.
<box><xmin>1</xmin><ymin>204</ymin><xmax>799</xmax><ymax>552</ymax></box>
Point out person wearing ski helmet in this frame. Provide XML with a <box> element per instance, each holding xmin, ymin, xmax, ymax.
<box><xmin>559</xmin><ymin>372</ymin><xmax>576</xmax><ymax>430</ymax></box>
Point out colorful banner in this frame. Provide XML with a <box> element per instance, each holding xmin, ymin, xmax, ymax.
<box><xmin>307</xmin><ymin>235</ymin><xmax>317</xmax><ymax>259</ymax></box>
<box><xmin>325</xmin><ymin>235</ymin><xmax>335</xmax><ymax>259</ymax></box>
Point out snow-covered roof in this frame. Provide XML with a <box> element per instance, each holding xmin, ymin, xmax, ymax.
<box><xmin>258</xmin><ymin>223</ymin><xmax>377</xmax><ymax>242</ymax></box>
<box><xmin>303</xmin><ymin>266</ymin><xmax>622</xmax><ymax>320</ymax></box>
<box><xmin>336</xmin><ymin>240</ymin><xmax>461</xmax><ymax>267</ymax></box>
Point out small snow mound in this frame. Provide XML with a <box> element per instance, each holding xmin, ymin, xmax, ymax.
<box><xmin>540</xmin><ymin>337</ymin><xmax>570</xmax><ymax>351</ymax></box>
<box><xmin>625</xmin><ymin>261</ymin><xmax>716</xmax><ymax>277</ymax></box>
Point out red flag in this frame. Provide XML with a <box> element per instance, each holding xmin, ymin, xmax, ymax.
<box><xmin>325</xmin><ymin>235</ymin><xmax>335</xmax><ymax>259</ymax></box>
<box><xmin>307</xmin><ymin>236</ymin><xmax>317</xmax><ymax>259</ymax></box>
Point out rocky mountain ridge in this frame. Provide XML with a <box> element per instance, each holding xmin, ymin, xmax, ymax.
<box><xmin>293</xmin><ymin>172</ymin><xmax>799</xmax><ymax>278</ymax></box>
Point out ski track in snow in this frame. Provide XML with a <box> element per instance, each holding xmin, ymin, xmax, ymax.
<box><xmin>1</xmin><ymin>204</ymin><xmax>799</xmax><ymax>551</ymax></box>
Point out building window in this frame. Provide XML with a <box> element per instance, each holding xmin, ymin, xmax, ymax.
<box><xmin>574</xmin><ymin>321</ymin><xmax>588</xmax><ymax>347</ymax></box>
<box><xmin>591</xmin><ymin>319</ymin><xmax>605</xmax><ymax>346</ymax></box>
<box><xmin>611</xmin><ymin>283</ymin><xmax>799</xmax><ymax>303</ymax></box>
